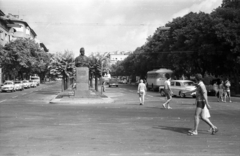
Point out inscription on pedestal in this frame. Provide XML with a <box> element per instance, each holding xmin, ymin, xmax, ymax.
<box><xmin>76</xmin><ymin>67</ymin><xmax>89</xmax><ymax>91</ymax></box>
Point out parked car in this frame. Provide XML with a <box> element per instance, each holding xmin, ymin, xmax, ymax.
<box><xmin>170</xmin><ymin>80</ymin><xmax>196</xmax><ymax>98</ymax></box>
<box><xmin>109</xmin><ymin>78</ymin><xmax>119</xmax><ymax>87</ymax></box>
<box><xmin>119</xmin><ymin>79</ymin><xmax>127</xmax><ymax>84</ymax></box>
<box><xmin>29</xmin><ymin>80</ymin><xmax>37</xmax><ymax>88</ymax></box>
<box><xmin>30</xmin><ymin>75</ymin><xmax>40</xmax><ymax>86</ymax></box>
<box><xmin>14</xmin><ymin>81</ymin><xmax>24</xmax><ymax>91</ymax></box>
<box><xmin>22</xmin><ymin>80</ymin><xmax>31</xmax><ymax>89</ymax></box>
<box><xmin>1</xmin><ymin>81</ymin><xmax>16</xmax><ymax>92</ymax></box>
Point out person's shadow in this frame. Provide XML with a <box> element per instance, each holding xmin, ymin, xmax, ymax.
<box><xmin>153</xmin><ymin>125</ymin><xmax>190</xmax><ymax>134</ymax></box>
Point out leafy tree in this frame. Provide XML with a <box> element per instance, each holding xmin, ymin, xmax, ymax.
<box><xmin>211</xmin><ymin>7</ymin><xmax>240</xmax><ymax>92</ymax></box>
<box><xmin>88</xmin><ymin>55</ymin><xmax>101</xmax><ymax>91</ymax></box>
<box><xmin>88</xmin><ymin>52</ymin><xmax>109</xmax><ymax>91</ymax></box>
<box><xmin>49</xmin><ymin>50</ymin><xmax>75</xmax><ymax>90</ymax></box>
<box><xmin>1</xmin><ymin>38</ymin><xmax>50</xmax><ymax>81</ymax></box>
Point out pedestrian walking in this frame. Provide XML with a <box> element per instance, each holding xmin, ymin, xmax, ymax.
<box><xmin>213</xmin><ymin>82</ymin><xmax>219</xmax><ymax>101</ymax></box>
<box><xmin>224</xmin><ymin>78</ymin><xmax>232</xmax><ymax>103</ymax></box>
<box><xmin>101</xmin><ymin>80</ymin><xmax>106</xmax><ymax>92</ymax></box>
<box><xmin>186</xmin><ymin>74</ymin><xmax>218</xmax><ymax>136</ymax></box>
<box><xmin>162</xmin><ymin>73</ymin><xmax>173</xmax><ymax>109</ymax></box>
<box><xmin>218</xmin><ymin>80</ymin><xmax>224</xmax><ymax>102</ymax></box>
<box><xmin>137</xmin><ymin>79</ymin><xmax>147</xmax><ymax>105</ymax></box>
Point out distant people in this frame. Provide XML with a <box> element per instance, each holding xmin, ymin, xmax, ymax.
<box><xmin>186</xmin><ymin>74</ymin><xmax>218</xmax><ymax>136</ymax></box>
<box><xmin>224</xmin><ymin>78</ymin><xmax>232</xmax><ymax>103</ymax></box>
<box><xmin>137</xmin><ymin>79</ymin><xmax>147</xmax><ymax>105</ymax></box>
<box><xmin>213</xmin><ymin>82</ymin><xmax>219</xmax><ymax>101</ymax></box>
<box><xmin>102</xmin><ymin>80</ymin><xmax>106</xmax><ymax>92</ymax></box>
<box><xmin>218</xmin><ymin>81</ymin><xmax>224</xmax><ymax>102</ymax></box>
<box><xmin>162</xmin><ymin>73</ymin><xmax>173</xmax><ymax>109</ymax></box>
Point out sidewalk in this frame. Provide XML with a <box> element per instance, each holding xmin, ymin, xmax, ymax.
<box><xmin>49</xmin><ymin>88</ymin><xmax>114</xmax><ymax>105</ymax></box>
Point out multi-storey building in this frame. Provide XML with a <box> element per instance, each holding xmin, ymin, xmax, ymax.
<box><xmin>0</xmin><ymin>11</ymin><xmax>16</xmax><ymax>47</ymax></box>
<box><xmin>109</xmin><ymin>51</ymin><xmax>131</xmax><ymax>65</ymax></box>
<box><xmin>222</xmin><ymin>0</ymin><xmax>240</xmax><ymax>8</ymax></box>
<box><xmin>0</xmin><ymin>10</ymin><xmax>48</xmax><ymax>52</ymax></box>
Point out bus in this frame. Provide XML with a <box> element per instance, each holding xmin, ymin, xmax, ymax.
<box><xmin>146</xmin><ymin>68</ymin><xmax>173</xmax><ymax>92</ymax></box>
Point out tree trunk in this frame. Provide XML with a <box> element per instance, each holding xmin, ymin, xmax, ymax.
<box><xmin>95</xmin><ymin>76</ymin><xmax>98</xmax><ymax>92</ymax></box>
<box><xmin>90</xmin><ymin>78</ymin><xmax>93</xmax><ymax>88</ymax></box>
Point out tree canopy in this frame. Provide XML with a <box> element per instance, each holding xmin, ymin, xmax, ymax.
<box><xmin>112</xmin><ymin>7</ymin><xmax>240</xmax><ymax>92</ymax></box>
<box><xmin>1</xmin><ymin>38</ymin><xmax>51</xmax><ymax>81</ymax></box>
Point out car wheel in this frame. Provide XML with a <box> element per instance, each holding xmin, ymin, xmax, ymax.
<box><xmin>179</xmin><ymin>92</ymin><xmax>185</xmax><ymax>98</ymax></box>
<box><xmin>160</xmin><ymin>89</ymin><xmax>165</xmax><ymax>96</ymax></box>
<box><xmin>109</xmin><ymin>85</ymin><xmax>111</xmax><ymax>87</ymax></box>
<box><xmin>116</xmin><ymin>85</ymin><xmax>118</xmax><ymax>87</ymax></box>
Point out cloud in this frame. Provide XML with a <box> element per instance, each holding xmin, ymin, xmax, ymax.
<box><xmin>172</xmin><ymin>0</ymin><xmax>222</xmax><ymax>19</ymax></box>
<box><xmin>1</xmin><ymin>0</ymin><xmax>222</xmax><ymax>54</ymax></box>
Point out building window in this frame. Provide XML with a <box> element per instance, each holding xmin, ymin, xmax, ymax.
<box><xmin>26</xmin><ymin>27</ymin><xmax>30</xmax><ymax>35</ymax></box>
<box><xmin>5</xmin><ymin>33</ymin><xmax>7</xmax><ymax>41</ymax></box>
<box><xmin>0</xmin><ymin>32</ymin><xmax>4</xmax><ymax>40</ymax></box>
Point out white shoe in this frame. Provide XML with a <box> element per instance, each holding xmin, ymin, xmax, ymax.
<box><xmin>188</xmin><ymin>131</ymin><xmax>198</xmax><ymax>136</ymax></box>
<box><xmin>162</xmin><ymin>104</ymin><xmax>166</xmax><ymax>108</ymax></box>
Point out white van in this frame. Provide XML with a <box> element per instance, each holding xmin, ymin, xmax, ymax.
<box><xmin>146</xmin><ymin>68</ymin><xmax>173</xmax><ymax>92</ymax></box>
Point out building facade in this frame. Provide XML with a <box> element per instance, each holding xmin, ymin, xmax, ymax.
<box><xmin>0</xmin><ymin>11</ymin><xmax>15</xmax><ymax>47</ymax></box>
<box><xmin>0</xmin><ymin>10</ymin><xmax>48</xmax><ymax>52</ymax></box>
<box><xmin>109</xmin><ymin>51</ymin><xmax>131</xmax><ymax>65</ymax></box>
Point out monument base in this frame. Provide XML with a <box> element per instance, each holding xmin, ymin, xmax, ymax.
<box><xmin>74</xmin><ymin>90</ymin><xmax>100</xmax><ymax>98</ymax></box>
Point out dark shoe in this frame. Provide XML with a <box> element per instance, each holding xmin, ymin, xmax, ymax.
<box><xmin>212</xmin><ymin>128</ymin><xmax>218</xmax><ymax>135</ymax></box>
<box><xmin>140</xmin><ymin>103</ymin><xmax>142</xmax><ymax>105</ymax></box>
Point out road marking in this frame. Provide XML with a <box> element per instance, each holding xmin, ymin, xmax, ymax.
<box><xmin>22</xmin><ymin>93</ymin><xmax>27</xmax><ymax>95</ymax></box>
<box><xmin>12</xmin><ymin>96</ymin><xmax>18</xmax><ymax>98</ymax></box>
<box><xmin>0</xmin><ymin>100</ymin><xmax>7</xmax><ymax>103</ymax></box>
<box><xmin>147</xmin><ymin>95</ymin><xmax>154</xmax><ymax>97</ymax></box>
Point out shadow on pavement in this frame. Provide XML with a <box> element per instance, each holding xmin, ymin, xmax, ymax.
<box><xmin>153</xmin><ymin>126</ymin><xmax>190</xmax><ymax>134</ymax></box>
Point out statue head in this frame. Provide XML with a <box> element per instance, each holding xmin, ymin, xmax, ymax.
<box><xmin>80</xmin><ymin>47</ymin><xmax>85</xmax><ymax>56</ymax></box>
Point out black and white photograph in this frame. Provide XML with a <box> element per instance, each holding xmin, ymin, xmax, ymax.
<box><xmin>0</xmin><ymin>0</ymin><xmax>240</xmax><ymax>155</ymax></box>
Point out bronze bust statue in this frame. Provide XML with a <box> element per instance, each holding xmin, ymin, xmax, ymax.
<box><xmin>75</xmin><ymin>47</ymin><xmax>89</xmax><ymax>67</ymax></box>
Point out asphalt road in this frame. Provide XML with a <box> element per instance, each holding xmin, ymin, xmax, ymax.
<box><xmin>0</xmin><ymin>81</ymin><xmax>239</xmax><ymax>156</ymax></box>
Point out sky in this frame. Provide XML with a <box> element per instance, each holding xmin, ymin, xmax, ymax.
<box><xmin>0</xmin><ymin>0</ymin><xmax>222</xmax><ymax>57</ymax></box>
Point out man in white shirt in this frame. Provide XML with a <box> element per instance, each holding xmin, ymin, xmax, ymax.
<box><xmin>137</xmin><ymin>79</ymin><xmax>147</xmax><ymax>105</ymax></box>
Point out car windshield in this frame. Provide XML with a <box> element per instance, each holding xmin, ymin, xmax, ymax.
<box><xmin>31</xmin><ymin>77</ymin><xmax>39</xmax><ymax>80</ymax></box>
<box><xmin>183</xmin><ymin>82</ymin><xmax>194</xmax><ymax>86</ymax></box>
<box><xmin>23</xmin><ymin>80</ymin><xmax>28</xmax><ymax>83</ymax></box>
<box><xmin>4</xmin><ymin>82</ymin><xmax>12</xmax><ymax>85</ymax></box>
<box><xmin>15</xmin><ymin>82</ymin><xmax>20</xmax><ymax>84</ymax></box>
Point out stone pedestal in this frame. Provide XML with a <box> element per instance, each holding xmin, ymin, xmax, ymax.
<box><xmin>75</xmin><ymin>67</ymin><xmax>90</xmax><ymax>98</ymax></box>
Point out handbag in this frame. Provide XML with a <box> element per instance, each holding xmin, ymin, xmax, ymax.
<box><xmin>202</xmin><ymin>105</ymin><xmax>211</xmax><ymax>118</ymax></box>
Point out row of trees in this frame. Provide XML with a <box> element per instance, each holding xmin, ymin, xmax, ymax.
<box><xmin>0</xmin><ymin>38</ymin><xmax>51</xmax><ymax>82</ymax></box>
<box><xmin>0</xmin><ymin>38</ymin><xmax>109</xmax><ymax>92</ymax></box>
<box><xmin>110</xmin><ymin>7</ymin><xmax>240</xmax><ymax>93</ymax></box>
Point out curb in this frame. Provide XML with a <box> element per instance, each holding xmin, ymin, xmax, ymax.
<box><xmin>49</xmin><ymin>96</ymin><xmax>115</xmax><ymax>105</ymax></box>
